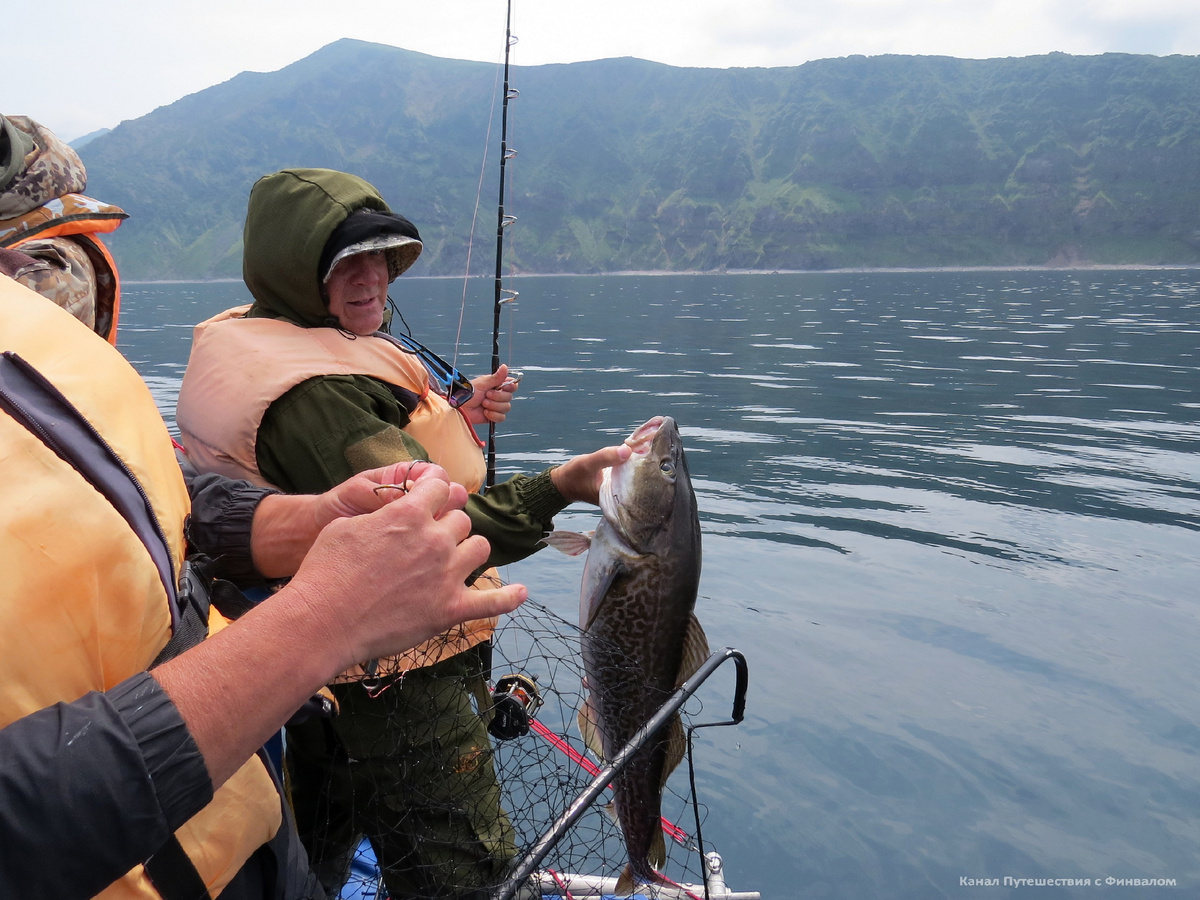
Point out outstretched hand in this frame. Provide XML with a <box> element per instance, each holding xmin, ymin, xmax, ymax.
<box><xmin>463</xmin><ymin>363</ymin><xmax>520</xmax><ymax>426</ymax></box>
<box><xmin>550</xmin><ymin>442</ymin><xmax>633</xmax><ymax>506</ymax></box>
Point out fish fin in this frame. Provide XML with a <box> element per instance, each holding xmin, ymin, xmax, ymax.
<box><xmin>602</xmin><ymin>798</ymin><xmax>619</xmax><ymax>825</ymax></box>
<box><xmin>662</xmin><ymin>712</ymin><xmax>688</xmax><ymax>783</ymax></box>
<box><xmin>581</xmin><ymin>556</ymin><xmax>624</xmax><ymax>630</ymax></box>
<box><xmin>661</xmin><ymin>618</ymin><xmax>705</xmax><ymax>784</ymax></box>
<box><xmin>615</xmin><ymin>866</ymin><xmax>636</xmax><ymax>897</ymax></box>
<box><xmin>676</xmin><ymin>612</ymin><xmax>711</xmax><ymax>687</ymax></box>
<box><xmin>577</xmin><ymin>691</ymin><xmax>607</xmax><ymax>762</ymax></box>
<box><xmin>540</xmin><ymin>529</ymin><xmax>593</xmax><ymax>556</ymax></box>
<box><xmin>648</xmin><ymin>817</ymin><xmax>668</xmax><ymax>869</ymax></box>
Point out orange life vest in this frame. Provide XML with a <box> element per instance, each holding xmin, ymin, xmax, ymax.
<box><xmin>176</xmin><ymin>306</ymin><xmax>495</xmax><ymax>677</ymax></box>
<box><xmin>176</xmin><ymin>305</ymin><xmax>486</xmax><ymax>491</ymax></box>
<box><xmin>0</xmin><ymin>192</ymin><xmax>127</xmax><ymax>344</ymax></box>
<box><xmin>0</xmin><ymin>277</ymin><xmax>283</xmax><ymax>898</ymax></box>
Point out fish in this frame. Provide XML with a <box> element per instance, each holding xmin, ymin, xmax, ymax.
<box><xmin>545</xmin><ymin>415</ymin><xmax>709</xmax><ymax>895</ymax></box>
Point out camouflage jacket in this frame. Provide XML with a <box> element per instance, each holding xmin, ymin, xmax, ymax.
<box><xmin>0</xmin><ymin>116</ymin><xmax>125</xmax><ymax>335</ymax></box>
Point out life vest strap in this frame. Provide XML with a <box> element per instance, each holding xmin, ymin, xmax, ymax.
<box><xmin>0</xmin><ymin>352</ymin><xmax>180</xmax><ymax>626</ymax></box>
<box><xmin>144</xmin><ymin>833</ymin><xmax>214</xmax><ymax>900</ymax></box>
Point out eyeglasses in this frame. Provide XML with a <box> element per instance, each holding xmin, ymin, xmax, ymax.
<box><xmin>387</xmin><ymin>332</ymin><xmax>475</xmax><ymax>409</ymax></box>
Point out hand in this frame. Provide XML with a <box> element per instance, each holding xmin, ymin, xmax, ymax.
<box><xmin>320</xmin><ymin>460</ymin><xmax>460</xmax><ymax>518</ymax></box>
<box><xmin>154</xmin><ymin>467</ymin><xmax>526</xmax><ymax>789</ymax></box>
<box><xmin>463</xmin><ymin>363</ymin><xmax>520</xmax><ymax>426</ymax></box>
<box><xmin>249</xmin><ymin>462</ymin><xmax>461</xmax><ymax>579</ymax></box>
<box><xmin>550</xmin><ymin>442</ymin><xmax>632</xmax><ymax>506</ymax></box>
<box><xmin>285</xmin><ymin>468</ymin><xmax>528</xmax><ymax>670</ymax></box>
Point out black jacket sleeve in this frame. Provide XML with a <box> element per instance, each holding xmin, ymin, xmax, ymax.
<box><xmin>0</xmin><ymin>672</ymin><xmax>213</xmax><ymax>898</ymax></box>
<box><xmin>177</xmin><ymin>450</ymin><xmax>279</xmax><ymax>585</ymax></box>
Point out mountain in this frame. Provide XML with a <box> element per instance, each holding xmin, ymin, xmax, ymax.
<box><xmin>79</xmin><ymin>40</ymin><xmax>1200</xmax><ymax>279</ymax></box>
<box><xmin>69</xmin><ymin>128</ymin><xmax>111</xmax><ymax>150</ymax></box>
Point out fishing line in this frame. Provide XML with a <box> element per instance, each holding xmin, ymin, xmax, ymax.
<box><xmin>451</xmin><ymin>34</ymin><xmax>506</xmax><ymax>371</ymax></box>
<box><xmin>503</xmin><ymin>0</ymin><xmax>522</xmax><ymax>371</ymax></box>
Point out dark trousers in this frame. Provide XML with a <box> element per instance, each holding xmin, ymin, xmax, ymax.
<box><xmin>286</xmin><ymin>650</ymin><xmax>516</xmax><ymax>900</ymax></box>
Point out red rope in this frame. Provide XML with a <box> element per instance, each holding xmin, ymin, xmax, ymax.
<box><xmin>657</xmin><ymin>870</ymin><xmax>706</xmax><ymax>900</ymax></box>
<box><xmin>527</xmin><ymin>718</ymin><xmax>691</xmax><ymax>846</ymax></box>
<box><xmin>546</xmin><ymin>868</ymin><xmax>575</xmax><ymax>900</ymax></box>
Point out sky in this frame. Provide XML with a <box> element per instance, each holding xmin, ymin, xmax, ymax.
<box><xmin>4</xmin><ymin>0</ymin><xmax>1200</xmax><ymax>143</ymax></box>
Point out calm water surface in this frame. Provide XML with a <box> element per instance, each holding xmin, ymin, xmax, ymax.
<box><xmin>120</xmin><ymin>269</ymin><xmax>1200</xmax><ymax>899</ymax></box>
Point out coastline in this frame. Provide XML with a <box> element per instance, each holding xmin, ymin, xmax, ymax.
<box><xmin>124</xmin><ymin>262</ymin><xmax>1200</xmax><ymax>285</ymax></box>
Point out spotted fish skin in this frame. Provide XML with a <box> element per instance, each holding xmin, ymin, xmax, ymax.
<box><xmin>557</xmin><ymin>416</ymin><xmax>708</xmax><ymax>895</ymax></box>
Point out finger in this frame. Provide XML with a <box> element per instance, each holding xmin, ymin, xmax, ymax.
<box><xmin>452</xmin><ymin>531</ymin><xmax>492</xmax><ymax>574</ymax></box>
<box><xmin>485</xmin><ymin>401</ymin><xmax>510</xmax><ymax>423</ymax></box>
<box><xmin>367</xmin><ymin>460</ymin><xmax>448</xmax><ymax>488</ymax></box>
<box><xmin>473</xmin><ymin>364</ymin><xmax>507</xmax><ymax>392</ymax></box>
<box><xmin>406</xmin><ymin>462</ymin><xmax>452</xmax><ymax>487</ymax></box>
<box><xmin>460</xmin><ymin>582</ymin><xmax>529</xmax><ymax>619</ymax></box>
<box><xmin>370</xmin><ymin>463</ymin><xmax>446</xmax><ymax>501</ymax></box>
<box><xmin>609</xmin><ymin>443</ymin><xmax>633</xmax><ymax>463</ymax></box>
<box><xmin>408</xmin><ymin>476</ymin><xmax>469</xmax><ymax>520</ymax></box>
<box><xmin>393</xmin><ymin>473</ymin><xmax>453</xmax><ymax>519</ymax></box>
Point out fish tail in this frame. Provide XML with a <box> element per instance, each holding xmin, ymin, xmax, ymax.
<box><xmin>615</xmin><ymin>825</ymin><xmax>667</xmax><ymax>896</ymax></box>
<box><xmin>615</xmin><ymin>858</ymin><xmax>673</xmax><ymax>897</ymax></box>
<box><xmin>615</xmin><ymin>865</ymin><xmax>637</xmax><ymax>897</ymax></box>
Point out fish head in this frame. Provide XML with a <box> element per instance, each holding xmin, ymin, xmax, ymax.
<box><xmin>601</xmin><ymin>415</ymin><xmax>698</xmax><ymax>553</ymax></box>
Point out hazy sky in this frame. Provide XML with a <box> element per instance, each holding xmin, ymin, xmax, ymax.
<box><xmin>4</xmin><ymin>0</ymin><xmax>1199</xmax><ymax>142</ymax></box>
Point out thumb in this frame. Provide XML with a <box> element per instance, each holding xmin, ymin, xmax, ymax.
<box><xmin>485</xmin><ymin>363</ymin><xmax>509</xmax><ymax>388</ymax></box>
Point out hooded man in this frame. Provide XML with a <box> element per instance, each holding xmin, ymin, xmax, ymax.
<box><xmin>175</xmin><ymin>168</ymin><xmax>628</xmax><ymax>899</ymax></box>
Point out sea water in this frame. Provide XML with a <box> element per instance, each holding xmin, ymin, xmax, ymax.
<box><xmin>120</xmin><ymin>269</ymin><xmax>1200</xmax><ymax>899</ymax></box>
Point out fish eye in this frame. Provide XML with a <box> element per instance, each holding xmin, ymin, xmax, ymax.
<box><xmin>660</xmin><ymin>461</ymin><xmax>675</xmax><ymax>476</ymax></box>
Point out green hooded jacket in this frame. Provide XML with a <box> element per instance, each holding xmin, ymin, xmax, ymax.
<box><xmin>242</xmin><ymin>168</ymin><xmax>567</xmax><ymax>565</ymax></box>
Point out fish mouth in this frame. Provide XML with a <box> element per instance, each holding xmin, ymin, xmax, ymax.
<box><xmin>624</xmin><ymin>415</ymin><xmax>666</xmax><ymax>456</ymax></box>
<box><xmin>600</xmin><ymin>416</ymin><xmax>670</xmax><ymax>519</ymax></box>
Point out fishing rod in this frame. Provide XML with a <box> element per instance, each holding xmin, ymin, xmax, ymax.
<box><xmin>488</xmin><ymin>0</ymin><xmax>520</xmax><ymax>489</ymax></box>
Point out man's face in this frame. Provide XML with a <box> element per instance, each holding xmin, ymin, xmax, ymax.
<box><xmin>326</xmin><ymin>250</ymin><xmax>388</xmax><ymax>335</ymax></box>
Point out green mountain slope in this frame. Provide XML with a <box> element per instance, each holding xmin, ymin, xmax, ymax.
<box><xmin>80</xmin><ymin>40</ymin><xmax>1200</xmax><ymax>279</ymax></box>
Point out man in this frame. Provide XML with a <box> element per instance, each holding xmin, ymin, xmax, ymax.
<box><xmin>0</xmin><ymin>268</ymin><xmax>529</xmax><ymax>898</ymax></box>
<box><xmin>175</xmin><ymin>168</ymin><xmax>627</xmax><ymax>898</ymax></box>
<box><xmin>0</xmin><ymin>114</ymin><xmax>125</xmax><ymax>340</ymax></box>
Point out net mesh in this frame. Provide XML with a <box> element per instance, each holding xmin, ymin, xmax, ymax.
<box><xmin>305</xmin><ymin>598</ymin><xmax>713</xmax><ymax>900</ymax></box>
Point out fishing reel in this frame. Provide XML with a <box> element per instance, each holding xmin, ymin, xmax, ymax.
<box><xmin>488</xmin><ymin>673</ymin><xmax>543</xmax><ymax>741</ymax></box>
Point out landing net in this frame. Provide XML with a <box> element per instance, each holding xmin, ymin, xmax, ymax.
<box><xmin>299</xmin><ymin>598</ymin><xmax>712</xmax><ymax>900</ymax></box>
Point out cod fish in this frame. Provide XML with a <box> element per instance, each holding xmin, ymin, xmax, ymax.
<box><xmin>546</xmin><ymin>416</ymin><xmax>709</xmax><ymax>895</ymax></box>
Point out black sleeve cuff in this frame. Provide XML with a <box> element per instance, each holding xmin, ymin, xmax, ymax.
<box><xmin>180</xmin><ymin>455</ymin><xmax>279</xmax><ymax>584</ymax></box>
<box><xmin>0</xmin><ymin>673</ymin><xmax>214</xmax><ymax>895</ymax></box>
<box><xmin>110</xmin><ymin>672</ymin><xmax>214</xmax><ymax>832</ymax></box>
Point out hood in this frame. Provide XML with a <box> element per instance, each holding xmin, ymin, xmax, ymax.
<box><xmin>0</xmin><ymin>116</ymin><xmax>89</xmax><ymax>219</ymax></box>
<box><xmin>242</xmin><ymin>168</ymin><xmax>393</xmax><ymax>328</ymax></box>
